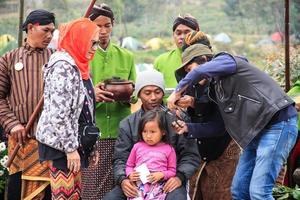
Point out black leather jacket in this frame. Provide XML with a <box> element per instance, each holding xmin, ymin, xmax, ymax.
<box><xmin>113</xmin><ymin>108</ymin><xmax>200</xmax><ymax>185</ymax></box>
<box><xmin>211</xmin><ymin>52</ymin><xmax>294</xmax><ymax>148</ymax></box>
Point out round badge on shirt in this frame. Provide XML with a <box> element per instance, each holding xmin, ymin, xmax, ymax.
<box><xmin>14</xmin><ymin>62</ymin><xmax>24</xmax><ymax>71</ymax></box>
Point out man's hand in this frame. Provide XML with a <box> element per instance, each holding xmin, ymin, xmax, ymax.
<box><xmin>10</xmin><ymin>124</ymin><xmax>26</xmax><ymax>144</ymax></box>
<box><xmin>163</xmin><ymin>177</ymin><xmax>182</xmax><ymax>193</ymax></box>
<box><xmin>147</xmin><ymin>172</ymin><xmax>164</xmax><ymax>183</ymax></box>
<box><xmin>172</xmin><ymin>120</ymin><xmax>188</xmax><ymax>135</ymax></box>
<box><xmin>94</xmin><ymin>82</ymin><xmax>114</xmax><ymax>102</ymax></box>
<box><xmin>167</xmin><ymin>91</ymin><xmax>182</xmax><ymax>111</ymax></box>
<box><xmin>121</xmin><ymin>178</ymin><xmax>138</xmax><ymax>198</ymax></box>
<box><xmin>176</xmin><ymin>95</ymin><xmax>195</xmax><ymax>108</ymax></box>
<box><xmin>167</xmin><ymin>85</ymin><xmax>189</xmax><ymax>111</ymax></box>
<box><xmin>128</xmin><ymin>171</ymin><xmax>140</xmax><ymax>182</ymax></box>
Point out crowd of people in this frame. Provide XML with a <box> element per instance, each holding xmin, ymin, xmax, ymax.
<box><xmin>0</xmin><ymin>2</ymin><xmax>299</xmax><ymax>200</ymax></box>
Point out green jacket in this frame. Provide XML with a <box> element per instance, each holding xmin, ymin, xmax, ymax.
<box><xmin>154</xmin><ymin>48</ymin><xmax>182</xmax><ymax>88</ymax></box>
<box><xmin>288</xmin><ymin>80</ymin><xmax>300</xmax><ymax>130</ymax></box>
<box><xmin>90</xmin><ymin>42</ymin><xmax>136</xmax><ymax>139</ymax></box>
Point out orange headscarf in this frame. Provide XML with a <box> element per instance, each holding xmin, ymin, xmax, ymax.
<box><xmin>58</xmin><ymin>18</ymin><xmax>99</xmax><ymax>80</ymax></box>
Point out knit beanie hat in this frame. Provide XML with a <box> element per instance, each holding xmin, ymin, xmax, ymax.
<box><xmin>134</xmin><ymin>69</ymin><xmax>165</xmax><ymax>96</ymax></box>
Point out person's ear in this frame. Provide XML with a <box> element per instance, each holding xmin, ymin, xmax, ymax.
<box><xmin>202</xmin><ymin>55</ymin><xmax>208</xmax><ymax>63</ymax></box>
<box><xmin>27</xmin><ymin>24</ymin><xmax>34</xmax><ymax>33</ymax></box>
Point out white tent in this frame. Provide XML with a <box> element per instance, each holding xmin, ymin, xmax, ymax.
<box><xmin>213</xmin><ymin>33</ymin><xmax>232</xmax><ymax>44</ymax></box>
<box><xmin>121</xmin><ymin>37</ymin><xmax>143</xmax><ymax>51</ymax></box>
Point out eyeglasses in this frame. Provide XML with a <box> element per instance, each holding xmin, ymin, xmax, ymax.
<box><xmin>91</xmin><ymin>40</ymin><xmax>100</xmax><ymax>49</ymax></box>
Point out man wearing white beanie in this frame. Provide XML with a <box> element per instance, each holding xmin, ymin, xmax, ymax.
<box><xmin>134</xmin><ymin>69</ymin><xmax>165</xmax><ymax>97</ymax></box>
<box><xmin>103</xmin><ymin>69</ymin><xmax>200</xmax><ymax>200</ymax></box>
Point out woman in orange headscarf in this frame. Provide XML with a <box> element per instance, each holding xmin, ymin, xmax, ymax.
<box><xmin>36</xmin><ymin>18</ymin><xmax>100</xmax><ymax>199</ymax></box>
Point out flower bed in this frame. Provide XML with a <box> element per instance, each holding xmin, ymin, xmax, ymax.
<box><xmin>0</xmin><ymin>141</ymin><xmax>8</xmax><ymax>193</ymax></box>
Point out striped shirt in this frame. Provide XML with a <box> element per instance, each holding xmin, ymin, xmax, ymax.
<box><xmin>0</xmin><ymin>43</ymin><xmax>54</xmax><ymax>199</ymax></box>
<box><xmin>0</xmin><ymin>43</ymin><xmax>54</xmax><ymax>135</ymax></box>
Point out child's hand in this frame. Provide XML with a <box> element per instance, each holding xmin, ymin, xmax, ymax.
<box><xmin>128</xmin><ymin>171</ymin><xmax>140</xmax><ymax>182</ymax></box>
<box><xmin>147</xmin><ymin>172</ymin><xmax>164</xmax><ymax>183</ymax></box>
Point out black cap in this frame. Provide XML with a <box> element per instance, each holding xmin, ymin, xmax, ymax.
<box><xmin>22</xmin><ymin>9</ymin><xmax>55</xmax><ymax>32</ymax></box>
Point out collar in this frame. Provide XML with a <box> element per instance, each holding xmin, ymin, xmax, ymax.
<box><xmin>97</xmin><ymin>41</ymin><xmax>112</xmax><ymax>55</ymax></box>
<box><xmin>23</xmin><ymin>42</ymin><xmax>45</xmax><ymax>54</ymax></box>
<box><xmin>139</xmin><ymin>103</ymin><xmax>165</xmax><ymax>115</ymax></box>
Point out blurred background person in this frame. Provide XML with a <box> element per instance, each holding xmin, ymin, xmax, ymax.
<box><xmin>154</xmin><ymin>14</ymin><xmax>199</xmax><ymax>101</ymax></box>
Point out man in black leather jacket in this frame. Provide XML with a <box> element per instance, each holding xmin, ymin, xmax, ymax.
<box><xmin>168</xmin><ymin>31</ymin><xmax>298</xmax><ymax>200</ymax></box>
<box><xmin>103</xmin><ymin>69</ymin><xmax>200</xmax><ymax>200</ymax></box>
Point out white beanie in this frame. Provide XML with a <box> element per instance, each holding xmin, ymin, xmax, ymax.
<box><xmin>134</xmin><ymin>69</ymin><xmax>165</xmax><ymax>96</ymax></box>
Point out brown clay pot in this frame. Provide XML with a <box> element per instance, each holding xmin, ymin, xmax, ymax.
<box><xmin>103</xmin><ymin>77</ymin><xmax>134</xmax><ymax>102</ymax></box>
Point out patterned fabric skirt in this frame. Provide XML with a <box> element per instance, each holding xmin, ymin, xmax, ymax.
<box><xmin>81</xmin><ymin>139</ymin><xmax>115</xmax><ymax>200</ymax></box>
<box><xmin>129</xmin><ymin>181</ymin><xmax>167</xmax><ymax>200</ymax></box>
<box><xmin>8</xmin><ymin>138</ymin><xmax>50</xmax><ymax>200</ymax></box>
<box><xmin>189</xmin><ymin>140</ymin><xmax>241</xmax><ymax>200</ymax></box>
<box><xmin>50</xmin><ymin>166</ymin><xmax>82</xmax><ymax>200</ymax></box>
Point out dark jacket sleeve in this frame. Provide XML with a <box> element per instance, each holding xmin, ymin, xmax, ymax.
<box><xmin>186</xmin><ymin>121</ymin><xmax>225</xmax><ymax>138</ymax></box>
<box><xmin>186</xmin><ymin>109</ymin><xmax>226</xmax><ymax>138</ymax></box>
<box><xmin>113</xmin><ymin>117</ymin><xmax>137</xmax><ymax>185</ymax></box>
<box><xmin>175</xmin><ymin>134</ymin><xmax>201</xmax><ymax>183</ymax></box>
<box><xmin>176</xmin><ymin>53</ymin><xmax>237</xmax><ymax>93</ymax></box>
<box><xmin>166</xmin><ymin>114</ymin><xmax>200</xmax><ymax>183</ymax></box>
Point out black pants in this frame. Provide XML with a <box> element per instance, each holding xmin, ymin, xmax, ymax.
<box><xmin>7</xmin><ymin>172</ymin><xmax>51</xmax><ymax>200</ymax></box>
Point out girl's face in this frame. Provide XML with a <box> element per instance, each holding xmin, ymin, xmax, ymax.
<box><xmin>142</xmin><ymin>120</ymin><xmax>165</xmax><ymax>146</ymax></box>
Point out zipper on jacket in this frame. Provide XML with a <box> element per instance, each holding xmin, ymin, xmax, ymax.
<box><xmin>216</xmin><ymin>80</ymin><xmax>225</xmax><ymax>101</ymax></box>
<box><xmin>207</xmin><ymin>83</ymin><xmax>243</xmax><ymax>150</ymax></box>
<box><xmin>238</xmin><ymin>94</ymin><xmax>261</xmax><ymax>104</ymax></box>
<box><xmin>207</xmin><ymin>86</ymin><xmax>219</xmax><ymax>105</ymax></box>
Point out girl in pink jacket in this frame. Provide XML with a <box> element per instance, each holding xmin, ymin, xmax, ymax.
<box><xmin>126</xmin><ymin>109</ymin><xmax>177</xmax><ymax>200</ymax></box>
